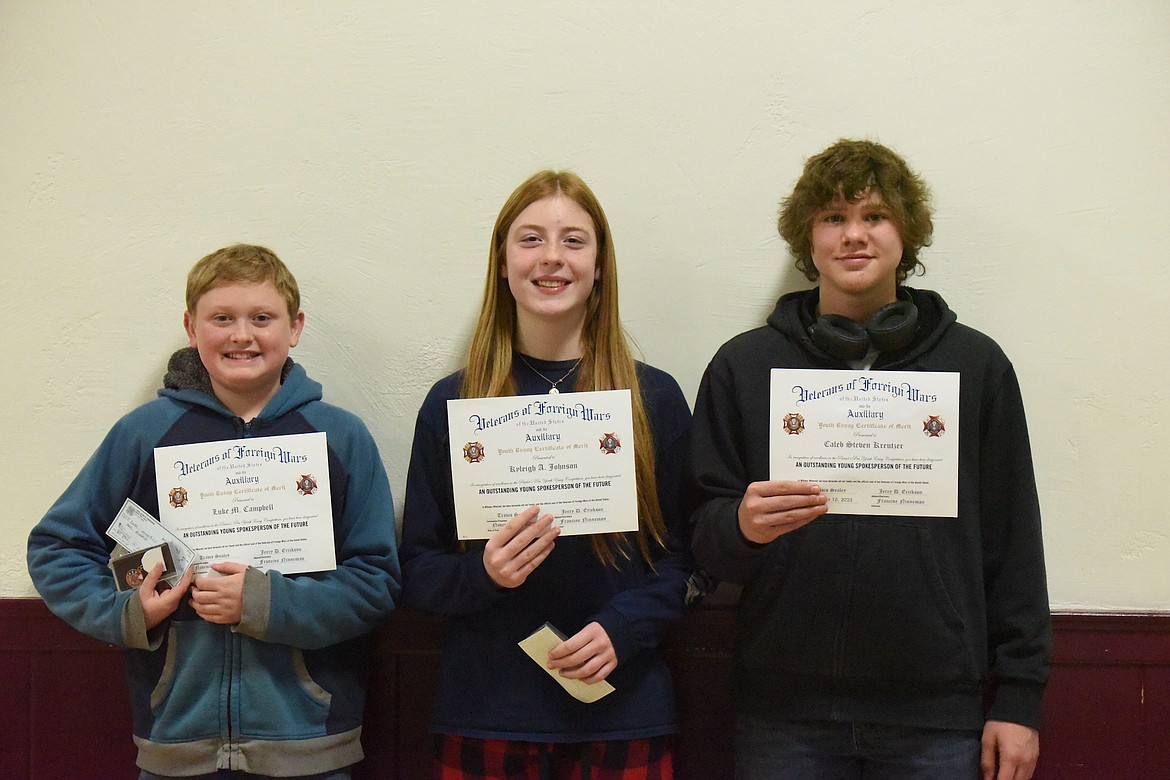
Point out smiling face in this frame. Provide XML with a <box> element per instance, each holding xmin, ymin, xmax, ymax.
<box><xmin>810</xmin><ymin>189</ymin><xmax>905</xmax><ymax>317</ymax></box>
<box><xmin>502</xmin><ymin>193</ymin><xmax>600</xmax><ymax>342</ymax></box>
<box><xmin>183</xmin><ymin>280</ymin><xmax>304</xmax><ymax>420</ymax></box>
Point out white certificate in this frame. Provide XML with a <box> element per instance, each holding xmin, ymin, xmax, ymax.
<box><xmin>770</xmin><ymin>369</ymin><xmax>960</xmax><ymax>517</ymax></box>
<box><xmin>154</xmin><ymin>432</ymin><xmax>336</xmax><ymax>574</ymax></box>
<box><xmin>446</xmin><ymin>389</ymin><xmax>638</xmax><ymax>540</ymax></box>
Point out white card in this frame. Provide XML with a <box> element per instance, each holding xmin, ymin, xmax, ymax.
<box><xmin>517</xmin><ymin>622</ymin><xmax>615</xmax><ymax>704</ymax></box>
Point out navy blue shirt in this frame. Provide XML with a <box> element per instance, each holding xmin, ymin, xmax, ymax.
<box><xmin>399</xmin><ymin>357</ymin><xmax>692</xmax><ymax>740</ymax></box>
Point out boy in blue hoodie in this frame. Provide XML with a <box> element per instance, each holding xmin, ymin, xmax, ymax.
<box><xmin>28</xmin><ymin>244</ymin><xmax>400</xmax><ymax>779</ymax></box>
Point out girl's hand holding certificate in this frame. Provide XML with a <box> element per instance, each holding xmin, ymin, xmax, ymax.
<box><xmin>483</xmin><ymin>505</ymin><xmax>561</xmax><ymax>589</ymax></box>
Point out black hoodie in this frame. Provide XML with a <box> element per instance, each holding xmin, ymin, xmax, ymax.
<box><xmin>688</xmin><ymin>286</ymin><xmax>1050</xmax><ymax>731</ymax></box>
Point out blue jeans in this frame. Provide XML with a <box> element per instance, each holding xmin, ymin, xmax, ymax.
<box><xmin>735</xmin><ymin>716</ymin><xmax>981</xmax><ymax>780</ymax></box>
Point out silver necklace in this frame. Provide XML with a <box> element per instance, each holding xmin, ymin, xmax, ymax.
<box><xmin>517</xmin><ymin>354</ymin><xmax>583</xmax><ymax>394</ymax></box>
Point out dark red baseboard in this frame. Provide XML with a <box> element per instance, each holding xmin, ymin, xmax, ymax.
<box><xmin>3</xmin><ymin>600</ymin><xmax>1167</xmax><ymax>779</ymax></box>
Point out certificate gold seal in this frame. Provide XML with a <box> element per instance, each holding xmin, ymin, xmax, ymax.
<box><xmin>168</xmin><ymin>486</ymin><xmax>188</xmax><ymax>509</ymax></box>
<box><xmin>462</xmin><ymin>442</ymin><xmax>485</xmax><ymax>463</ymax></box>
<box><xmin>923</xmin><ymin>415</ymin><xmax>946</xmax><ymax>437</ymax></box>
<box><xmin>296</xmin><ymin>474</ymin><xmax>319</xmax><ymax>495</ymax></box>
<box><xmin>782</xmin><ymin>413</ymin><xmax>805</xmax><ymax>435</ymax></box>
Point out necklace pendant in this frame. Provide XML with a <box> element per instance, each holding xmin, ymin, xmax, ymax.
<box><xmin>549</xmin><ymin>387</ymin><xmax>560</xmax><ymax>394</ymax></box>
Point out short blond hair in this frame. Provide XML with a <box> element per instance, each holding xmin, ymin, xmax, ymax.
<box><xmin>186</xmin><ymin>244</ymin><xmax>300</xmax><ymax>319</ymax></box>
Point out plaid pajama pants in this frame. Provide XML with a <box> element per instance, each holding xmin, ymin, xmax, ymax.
<box><xmin>434</xmin><ymin>733</ymin><xmax>674</xmax><ymax>780</ymax></box>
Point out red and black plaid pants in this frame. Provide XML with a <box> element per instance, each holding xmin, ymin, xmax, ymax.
<box><xmin>434</xmin><ymin>733</ymin><xmax>674</xmax><ymax>780</ymax></box>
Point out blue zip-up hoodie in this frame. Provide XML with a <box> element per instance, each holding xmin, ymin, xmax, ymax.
<box><xmin>27</xmin><ymin>348</ymin><xmax>401</xmax><ymax>776</ymax></box>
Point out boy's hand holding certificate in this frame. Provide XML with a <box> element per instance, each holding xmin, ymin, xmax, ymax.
<box><xmin>446</xmin><ymin>389</ymin><xmax>638</xmax><ymax>540</ymax></box>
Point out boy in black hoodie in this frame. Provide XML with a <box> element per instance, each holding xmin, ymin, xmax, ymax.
<box><xmin>688</xmin><ymin>139</ymin><xmax>1050</xmax><ymax>780</ymax></box>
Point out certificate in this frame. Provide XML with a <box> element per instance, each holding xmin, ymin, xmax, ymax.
<box><xmin>446</xmin><ymin>389</ymin><xmax>638</xmax><ymax>540</ymax></box>
<box><xmin>770</xmin><ymin>369</ymin><xmax>960</xmax><ymax>517</ymax></box>
<box><xmin>154</xmin><ymin>432</ymin><xmax>336</xmax><ymax>574</ymax></box>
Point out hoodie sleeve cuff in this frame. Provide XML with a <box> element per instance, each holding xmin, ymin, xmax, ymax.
<box><xmin>233</xmin><ymin>566</ymin><xmax>271</xmax><ymax>639</ymax></box>
<box><xmin>986</xmin><ymin>679</ymin><xmax>1046</xmax><ymax>731</ymax></box>
<box><xmin>593</xmin><ymin>607</ymin><xmax>637</xmax><ymax>664</ymax></box>
<box><xmin>121</xmin><ymin>591</ymin><xmax>166</xmax><ymax>651</ymax></box>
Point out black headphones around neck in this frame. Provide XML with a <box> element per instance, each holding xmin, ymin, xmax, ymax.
<box><xmin>806</xmin><ymin>290</ymin><xmax>919</xmax><ymax>361</ymax></box>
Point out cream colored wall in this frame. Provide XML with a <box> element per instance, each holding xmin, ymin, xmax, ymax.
<box><xmin>3</xmin><ymin>2</ymin><xmax>1168</xmax><ymax>608</ymax></box>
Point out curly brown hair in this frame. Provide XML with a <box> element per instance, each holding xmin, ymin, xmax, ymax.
<box><xmin>778</xmin><ymin>139</ymin><xmax>933</xmax><ymax>282</ymax></box>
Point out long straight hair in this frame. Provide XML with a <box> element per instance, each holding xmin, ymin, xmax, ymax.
<box><xmin>461</xmin><ymin>170</ymin><xmax>665</xmax><ymax>567</ymax></box>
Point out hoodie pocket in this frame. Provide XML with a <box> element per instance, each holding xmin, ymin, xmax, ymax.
<box><xmin>145</xmin><ymin>621</ymin><xmax>227</xmax><ymax>742</ymax></box>
<box><xmin>737</xmin><ymin>526</ymin><xmax>851</xmax><ymax>678</ymax></box>
<box><xmin>236</xmin><ymin>642</ymin><xmax>332</xmax><ymax>738</ymax></box>
<box><xmin>737</xmin><ymin>520</ymin><xmax>977</xmax><ymax>686</ymax></box>
<box><xmin>149</xmin><ymin>625</ymin><xmax>179</xmax><ymax>710</ymax></box>
<box><xmin>842</xmin><ymin>521</ymin><xmax>976</xmax><ymax>684</ymax></box>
